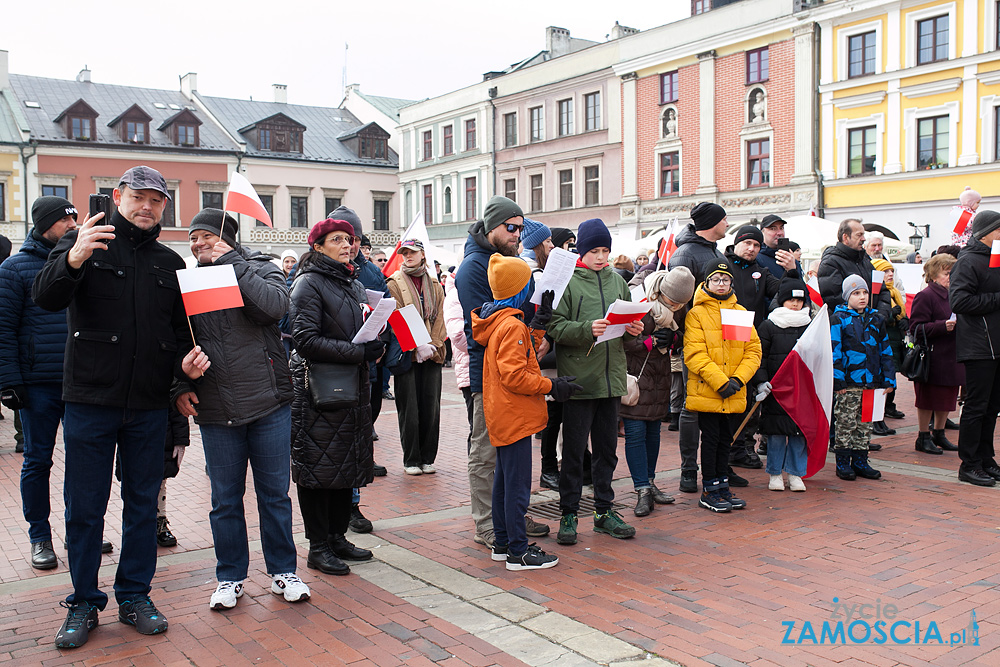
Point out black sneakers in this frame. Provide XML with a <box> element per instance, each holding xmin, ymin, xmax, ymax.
<box><xmin>54</xmin><ymin>601</ymin><xmax>99</xmax><ymax>648</ymax></box>
<box><xmin>506</xmin><ymin>544</ymin><xmax>558</xmax><ymax>571</ymax></box>
<box><xmin>349</xmin><ymin>504</ymin><xmax>374</xmax><ymax>533</ymax></box>
<box><xmin>118</xmin><ymin>597</ymin><xmax>168</xmax><ymax>635</ymax></box>
<box><xmin>156</xmin><ymin>516</ymin><xmax>177</xmax><ymax>547</ymax></box>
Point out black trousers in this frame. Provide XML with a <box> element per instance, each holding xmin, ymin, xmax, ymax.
<box><xmin>462</xmin><ymin>386</ymin><xmax>474</xmax><ymax>454</ymax></box>
<box><xmin>395</xmin><ymin>361</ymin><xmax>443</xmax><ymax>467</ymax></box>
<box><xmin>699</xmin><ymin>412</ymin><xmax>736</xmax><ymax>481</ymax></box>
<box><xmin>540</xmin><ymin>400</ymin><xmax>563</xmax><ymax>475</ymax></box>
<box><xmin>297</xmin><ymin>486</ymin><xmax>352</xmax><ymax>542</ymax></box>
<box><xmin>958</xmin><ymin>359</ymin><xmax>1000</xmax><ymax>469</ymax></box>
<box><xmin>559</xmin><ymin>397</ymin><xmax>619</xmax><ymax>515</ymax></box>
<box><xmin>370</xmin><ymin>362</ymin><xmax>384</xmax><ymax>423</ymax></box>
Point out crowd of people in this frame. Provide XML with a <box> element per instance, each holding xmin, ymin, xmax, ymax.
<box><xmin>1</xmin><ymin>166</ymin><xmax>997</xmax><ymax>648</ymax></box>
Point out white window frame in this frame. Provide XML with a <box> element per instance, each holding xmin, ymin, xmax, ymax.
<box><xmin>528</xmin><ymin>172</ymin><xmax>545</xmax><ymax>213</ymax></box>
<box><xmin>838</xmin><ymin>20</ymin><xmax>882</xmax><ymax>81</ymax></box>
<box><xmin>584</xmin><ymin>91</ymin><xmax>602</xmax><ymax>132</ymax></box>
<box><xmin>557</xmin><ymin>98</ymin><xmax>574</xmax><ymax>137</ymax></box>
<box><xmin>582</xmin><ymin>162</ymin><xmax>601</xmax><ymax>206</ymax></box>
<box><xmin>462</xmin><ymin>115</ymin><xmax>478</xmax><ymax>152</ymax></box>
<box><xmin>556</xmin><ymin>165</ymin><xmax>574</xmax><ymax>208</ymax></box>
<box><xmin>986</xmin><ymin>1</ymin><xmax>999</xmax><ymax>53</ymax></box>
<box><xmin>902</xmin><ymin>101</ymin><xmax>960</xmax><ymax>171</ymax></box>
<box><xmin>39</xmin><ymin>174</ymin><xmax>73</xmax><ymax>201</ymax></box>
<box><xmin>980</xmin><ymin>95</ymin><xmax>1000</xmax><ymax>162</ymax></box>
<box><xmin>441</xmin><ymin>123</ymin><xmax>454</xmax><ymax>156</ymax></box>
<box><xmin>529</xmin><ymin>104</ymin><xmax>545</xmax><ymax>142</ymax></box>
<box><xmin>655</xmin><ymin>149</ymin><xmax>682</xmax><ymax>198</ymax></box>
<box><xmin>739</xmin><ymin>126</ymin><xmax>773</xmax><ymax>191</ymax></box>
<box><xmin>835</xmin><ymin>113</ymin><xmax>885</xmax><ymax>179</ymax></box>
<box><xmin>905</xmin><ymin>2</ymin><xmax>957</xmax><ymax>69</ymax></box>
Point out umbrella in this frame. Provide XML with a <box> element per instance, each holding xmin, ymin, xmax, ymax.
<box><xmin>862</xmin><ymin>223</ymin><xmax>900</xmax><ymax>240</ymax></box>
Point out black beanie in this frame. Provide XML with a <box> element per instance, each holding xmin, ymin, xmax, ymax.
<box><xmin>483</xmin><ymin>195</ymin><xmax>523</xmax><ymax>233</ymax></box>
<box><xmin>31</xmin><ymin>196</ymin><xmax>78</xmax><ymax>234</ymax></box>
<box><xmin>576</xmin><ymin>218</ymin><xmax>613</xmax><ymax>257</ymax></box>
<box><xmin>691</xmin><ymin>202</ymin><xmax>726</xmax><ymax>231</ymax></box>
<box><xmin>703</xmin><ymin>257</ymin><xmax>735</xmax><ymax>283</ymax></box>
<box><xmin>776</xmin><ymin>275</ymin><xmax>809</xmax><ymax>306</ymax></box>
<box><xmin>188</xmin><ymin>208</ymin><xmax>239</xmax><ymax>248</ymax></box>
<box><xmin>734</xmin><ymin>225</ymin><xmax>764</xmax><ymax>246</ymax></box>
<box><xmin>329</xmin><ymin>205</ymin><xmax>363</xmax><ymax>236</ymax></box>
<box><xmin>971</xmin><ymin>209</ymin><xmax>1000</xmax><ymax>240</ymax></box>
<box><xmin>551</xmin><ymin>227</ymin><xmax>576</xmax><ymax>250</ymax></box>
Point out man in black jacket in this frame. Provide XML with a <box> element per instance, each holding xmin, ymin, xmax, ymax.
<box><xmin>32</xmin><ymin>166</ymin><xmax>209</xmax><ymax>649</ymax></box>
<box><xmin>949</xmin><ymin>210</ymin><xmax>1000</xmax><ymax>486</ymax></box>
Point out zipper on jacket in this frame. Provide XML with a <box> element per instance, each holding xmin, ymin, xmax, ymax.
<box><xmin>985</xmin><ymin>316</ymin><xmax>996</xmax><ymax>358</ymax></box>
<box><xmin>597</xmin><ymin>273</ymin><xmax>611</xmax><ymax>397</ymax></box>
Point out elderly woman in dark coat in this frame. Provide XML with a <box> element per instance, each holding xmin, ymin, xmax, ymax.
<box><xmin>620</xmin><ymin>266</ymin><xmax>695</xmax><ymax>517</ymax></box>
<box><xmin>909</xmin><ymin>253</ymin><xmax>963</xmax><ymax>455</ymax></box>
<box><xmin>290</xmin><ymin>218</ymin><xmax>386</xmax><ymax>576</ymax></box>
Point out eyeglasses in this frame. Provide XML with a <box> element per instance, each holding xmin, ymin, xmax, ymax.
<box><xmin>708</xmin><ymin>277</ymin><xmax>732</xmax><ymax>286</ymax></box>
<box><xmin>503</xmin><ymin>223</ymin><xmax>524</xmax><ymax>234</ymax></box>
<box><xmin>327</xmin><ymin>234</ymin><xmax>358</xmax><ymax>245</ymax></box>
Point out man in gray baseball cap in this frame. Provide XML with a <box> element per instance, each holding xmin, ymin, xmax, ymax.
<box><xmin>119</xmin><ymin>166</ymin><xmax>172</xmax><ymax>200</ymax></box>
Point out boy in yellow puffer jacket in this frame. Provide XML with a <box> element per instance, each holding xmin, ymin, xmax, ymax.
<box><xmin>685</xmin><ymin>259</ymin><xmax>762</xmax><ymax>512</ymax></box>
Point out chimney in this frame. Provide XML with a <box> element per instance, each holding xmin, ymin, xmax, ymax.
<box><xmin>610</xmin><ymin>22</ymin><xmax>639</xmax><ymax>40</ymax></box>
<box><xmin>273</xmin><ymin>84</ymin><xmax>287</xmax><ymax>104</ymax></box>
<box><xmin>545</xmin><ymin>26</ymin><xmax>571</xmax><ymax>58</ymax></box>
<box><xmin>180</xmin><ymin>72</ymin><xmax>197</xmax><ymax>99</ymax></box>
<box><xmin>0</xmin><ymin>50</ymin><xmax>8</xmax><ymax>90</ymax></box>
<box><xmin>76</xmin><ymin>66</ymin><xmax>91</xmax><ymax>83</ymax></box>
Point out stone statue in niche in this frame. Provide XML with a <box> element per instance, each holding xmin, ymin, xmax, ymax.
<box><xmin>662</xmin><ymin>108</ymin><xmax>678</xmax><ymax>138</ymax></box>
<box><xmin>751</xmin><ymin>90</ymin><xmax>766</xmax><ymax>123</ymax></box>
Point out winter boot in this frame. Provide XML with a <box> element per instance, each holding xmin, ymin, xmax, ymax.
<box><xmin>914</xmin><ymin>431</ymin><xmax>942</xmax><ymax>455</ymax></box>
<box><xmin>698</xmin><ymin>478</ymin><xmax>732</xmax><ymax>513</ymax></box>
<box><xmin>718</xmin><ymin>477</ymin><xmax>747</xmax><ymax>509</ymax></box>
<box><xmin>851</xmin><ymin>450</ymin><xmax>882</xmax><ymax>480</ymax></box>
<box><xmin>633</xmin><ymin>488</ymin><xmax>654</xmax><ymax>517</ymax></box>
<box><xmin>835</xmin><ymin>449</ymin><xmax>856</xmax><ymax>480</ymax></box>
<box><xmin>931</xmin><ymin>429</ymin><xmax>957</xmax><ymax>451</ymax></box>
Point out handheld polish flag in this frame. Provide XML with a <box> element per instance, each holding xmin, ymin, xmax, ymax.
<box><xmin>951</xmin><ymin>206</ymin><xmax>974</xmax><ymax>236</ymax></box>
<box><xmin>806</xmin><ymin>276</ymin><xmax>824</xmax><ymax>307</ymax></box>
<box><xmin>388</xmin><ymin>304</ymin><xmax>432</xmax><ymax>352</ymax></box>
<box><xmin>224</xmin><ymin>171</ymin><xmax>272</xmax><ymax>228</ymax></box>
<box><xmin>991</xmin><ymin>240</ymin><xmax>1000</xmax><ymax>268</ymax></box>
<box><xmin>720</xmin><ymin>309</ymin><xmax>755</xmax><ymax>341</ymax></box>
<box><xmin>656</xmin><ymin>220</ymin><xmax>679</xmax><ymax>269</ymax></box>
<box><xmin>861</xmin><ymin>389</ymin><xmax>887</xmax><ymax>423</ymax></box>
<box><xmin>771</xmin><ymin>304</ymin><xmax>834</xmax><ymax>478</ymax></box>
<box><xmin>176</xmin><ymin>265</ymin><xmax>244</xmax><ymax>316</ymax></box>
<box><xmin>871</xmin><ymin>270</ymin><xmax>884</xmax><ymax>295</ymax></box>
<box><xmin>383</xmin><ymin>212</ymin><xmax>433</xmax><ymax>277</ymax></box>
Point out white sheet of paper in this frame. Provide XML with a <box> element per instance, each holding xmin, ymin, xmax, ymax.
<box><xmin>351</xmin><ymin>298</ymin><xmax>396</xmax><ymax>343</ymax></box>
<box><xmin>593</xmin><ymin>300</ymin><xmax>652</xmax><ymax>344</ymax></box>
<box><xmin>595</xmin><ymin>324</ymin><xmax>628</xmax><ymax>345</ymax></box>
<box><xmin>365</xmin><ymin>289</ymin><xmax>384</xmax><ymax>308</ymax></box>
<box><xmin>629</xmin><ymin>284</ymin><xmax>647</xmax><ymax>303</ymax></box>
<box><xmin>948</xmin><ymin>312</ymin><xmax>957</xmax><ymax>322</ymax></box>
<box><xmin>530</xmin><ymin>247</ymin><xmax>577</xmax><ymax>309</ymax></box>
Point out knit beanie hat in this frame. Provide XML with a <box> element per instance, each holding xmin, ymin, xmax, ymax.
<box><xmin>329</xmin><ymin>205</ymin><xmax>363</xmax><ymax>236</ymax></box>
<box><xmin>703</xmin><ymin>258</ymin><xmax>734</xmax><ymax>282</ymax></box>
<box><xmin>576</xmin><ymin>218</ymin><xmax>613</xmax><ymax>257</ymax></box>
<box><xmin>776</xmin><ymin>275</ymin><xmax>809</xmax><ymax>306</ymax></box>
<box><xmin>871</xmin><ymin>258</ymin><xmax>892</xmax><ymax>274</ymax></box>
<box><xmin>842</xmin><ymin>274</ymin><xmax>869</xmax><ymax>303</ymax></box>
<box><xmin>483</xmin><ymin>196</ymin><xmax>523</xmax><ymax>233</ymax></box>
<box><xmin>657</xmin><ymin>265</ymin><xmax>696</xmax><ymax>304</ymax></box>
<box><xmin>32</xmin><ymin>196</ymin><xmax>78</xmax><ymax>233</ymax></box>
<box><xmin>733</xmin><ymin>225</ymin><xmax>763</xmax><ymax>246</ymax></box>
<box><xmin>360</xmin><ymin>235</ymin><xmax>372</xmax><ymax>249</ymax></box>
<box><xmin>971</xmin><ymin>209</ymin><xmax>1000</xmax><ymax>240</ymax></box>
<box><xmin>959</xmin><ymin>186</ymin><xmax>981</xmax><ymax>208</ymax></box>
<box><xmin>690</xmin><ymin>202</ymin><xmax>726</xmax><ymax>231</ymax></box>
<box><xmin>550</xmin><ymin>227</ymin><xmax>576</xmax><ymax>250</ymax></box>
<box><xmin>188</xmin><ymin>208</ymin><xmax>239</xmax><ymax>248</ymax></box>
<box><xmin>280</xmin><ymin>249</ymin><xmax>299</xmax><ymax>262</ymax></box>
<box><xmin>520</xmin><ymin>218</ymin><xmax>551</xmax><ymax>250</ymax></box>
<box><xmin>487</xmin><ymin>253</ymin><xmax>531</xmax><ymax>300</ymax></box>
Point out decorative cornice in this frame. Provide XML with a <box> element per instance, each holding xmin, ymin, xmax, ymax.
<box><xmin>899</xmin><ymin>77</ymin><xmax>962</xmax><ymax>99</ymax></box>
<box><xmin>978</xmin><ymin>70</ymin><xmax>1000</xmax><ymax>86</ymax></box>
<box><xmin>832</xmin><ymin>91</ymin><xmax>887</xmax><ymax>110</ymax></box>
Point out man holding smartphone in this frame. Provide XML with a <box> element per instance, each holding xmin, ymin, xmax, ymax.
<box><xmin>33</xmin><ymin>166</ymin><xmax>210</xmax><ymax>649</ymax></box>
<box><xmin>756</xmin><ymin>214</ymin><xmax>800</xmax><ymax>278</ymax></box>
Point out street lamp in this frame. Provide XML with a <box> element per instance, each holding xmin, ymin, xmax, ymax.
<box><xmin>908</xmin><ymin>221</ymin><xmax>930</xmax><ymax>251</ymax></box>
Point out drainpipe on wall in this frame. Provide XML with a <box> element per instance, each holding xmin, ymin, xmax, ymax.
<box><xmin>812</xmin><ymin>22</ymin><xmax>825</xmax><ymax>218</ymax></box>
<box><xmin>234</xmin><ymin>152</ymin><xmax>243</xmax><ymax>245</ymax></box>
<box><xmin>488</xmin><ymin>87</ymin><xmax>498</xmax><ymax>197</ymax></box>
<box><xmin>19</xmin><ymin>141</ymin><xmax>36</xmax><ymax>238</ymax></box>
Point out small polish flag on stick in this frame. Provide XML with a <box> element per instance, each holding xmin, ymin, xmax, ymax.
<box><xmin>905</xmin><ymin>293</ymin><xmax>915</xmax><ymax>317</ymax></box>
<box><xmin>861</xmin><ymin>388</ymin><xmax>887</xmax><ymax>423</ymax></box>
<box><xmin>388</xmin><ymin>304</ymin><xmax>431</xmax><ymax>352</ymax></box>
<box><xmin>177</xmin><ymin>265</ymin><xmax>245</xmax><ymax>316</ymax></box>
<box><xmin>721</xmin><ymin>308</ymin><xmax>755</xmax><ymax>341</ymax></box>
<box><xmin>871</xmin><ymin>270</ymin><xmax>884</xmax><ymax>294</ymax></box>
<box><xmin>952</xmin><ymin>208</ymin><xmax>974</xmax><ymax>235</ymax></box>
<box><xmin>991</xmin><ymin>240</ymin><xmax>1000</xmax><ymax>268</ymax></box>
<box><xmin>806</xmin><ymin>276</ymin><xmax>823</xmax><ymax>307</ymax></box>
<box><xmin>224</xmin><ymin>171</ymin><xmax>272</xmax><ymax>228</ymax></box>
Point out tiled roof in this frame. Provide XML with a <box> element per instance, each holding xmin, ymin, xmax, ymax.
<box><xmin>0</xmin><ymin>89</ymin><xmax>26</xmax><ymax>144</ymax></box>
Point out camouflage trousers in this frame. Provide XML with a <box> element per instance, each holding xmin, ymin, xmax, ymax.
<box><xmin>834</xmin><ymin>388</ymin><xmax>872</xmax><ymax>451</ymax></box>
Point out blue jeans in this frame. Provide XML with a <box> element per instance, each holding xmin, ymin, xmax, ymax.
<box><xmin>623</xmin><ymin>417</ymin><xmax>661</xmax><ymax>490</ymax></box>
<box><xmin>765</xmin><ymin>435</ymin><xmax>808</xmax><ymax>477</ymax></box>
<box><xmin>492</xmin><ymin>437</ymin><xmax>531</xmax><ymax>557</ymax></box>
<box><xmin>63</xmin><ymin>402</ymin><xmax>167</xmax><ymax>609</ymax></box>
<box><xmin>199</xmin><ymin>405</ymin><xmax>297</xmax><ymax>581</ymax></box>
<box><xmin>19</xmin><ymin>383</ymin><xmax>64</xmax><ymax>543</ymax></box>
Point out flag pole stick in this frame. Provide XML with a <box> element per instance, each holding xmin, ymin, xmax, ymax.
<box><xmin>730</xmin><ymin>399</ymin><xmax>762</xmax><ymax>446</ymax></box>
<box><xmin>186</xmin><ymin>314</ymin><xmax>197</xmax><ymax>348</ymax></box>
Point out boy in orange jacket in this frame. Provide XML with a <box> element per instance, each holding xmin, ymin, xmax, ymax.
<box><xmin>472</xmin><ymin>254</ymin><xmax>580</xmax><ymax>570</ymax></box>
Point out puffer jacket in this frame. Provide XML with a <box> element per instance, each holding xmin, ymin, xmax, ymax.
<box><xmin>725</xmin><ymin>250</ymin><xmax>786</xmax><ymax>327</ymax></box>
<box><xmin>0</xmin><ymin>232</ymin><xmax>68</xmax><ymax>388</ymax></box>
<box><xmin>386</xmin><ymin>268</ymin><xmax>447</xmax><ymax>364</ymax></box>
<box><xmin>289</xmin><ymin>252</ymin><xmax>373</xmax><ymax>490</ymax></box>
<box><xmin>471</xmin><ymin>303</ymin><xmax>551</xmax><ymax>447</ymax></box>
<box><xmin>547</xmin><ymin>263</ymin><xmax>632</xmax><ymax>400</ymax></box>
<box><xmin>667</xmin><ymin>225</ymin><xmax>725</xmax><ymax>286</ymax></box>
<box><xmin>172</xmin><ymin>245</ymin><xmax>293</xmax><ymax>426</ymax></box>
<box><xmin>443</xmin><ymin>273</ymin><xmax>470</xmax><ymax>389</ymax></box>
<box><xmin>817</xmin><ymin>242</ymin><xmax>888</xmax><ymax>311</ymax></box>
<box><xmin>756</xmin><ymin>308</ymin><xmax>810</xmax><ymax>436</ymax></box>
<box><xmin>684</xmin><ymin>285</ymin><xmax>762</xmax><ymax>414</ymax></box>
<box><xmin>949</xmin><ymin>236</ymin><xmax>1000</xmax><ymax>362</ymax></box>
<box><xmin>830</xmin><ymin>304</ymin><xmax>896</xmax><ymax>391</ymax></box>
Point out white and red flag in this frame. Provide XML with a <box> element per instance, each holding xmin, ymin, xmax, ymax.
<box><xmin>771</xmin><ymin>304</ymin><xmax>834</xmax><ymax>478</ymax></box>
<box><xmin>604</xmin><ymin>299</ymin><xmax>651</xmax><ymax>325</ymax></box>
<box><xmin>388</xmin><ymin>304</ymin><xmax>431</xmax><ymax>351</ymax></box>
<box><xmin>176</xmin><ymin>265</ymin><xmax>244</xmax><ymax>316</ymax></box>
<box><xmin>224</xmin><ymin>171</ymin><xmax>272</xmax><ymax>228</ymax></box>
<box><xmin>950</xmin><ymin>206</ymin><xmax>974</xmax><ymax>236</ymax></box>
<box><xmin>806</xmin><ymin>276</ymin><xmax>823</xmax><ymax>307</ymax></box>
<box><xmin>861</xmin><ymin>388</ymin><xmax>887</xmax><ymax>423</ymax></box>
<box><xmin>383</xmin><ymin>212</ymin><xmax>434</xmax><ymax>277</ymax></box>
<box><xmin>871</xmin><ymin>270</ymin><xmax>884</xmax><ymax>294</ymax></box>
<box><xmin>720</xmin><ymin>309</ymin><xmax>754</xmax><ymax>341</ymax></box>
<box><xmin>991</xmin><ymin>240</ymin><xmax>1000</xmax><ymax>268</ymax></box>
<box><xmin>656</xmin><ymin>220</ymin><xmax>679</xmax><ymax>269</ymax></box>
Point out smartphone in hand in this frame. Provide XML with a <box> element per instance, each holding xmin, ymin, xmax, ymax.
<box><xmin>89</xmin><ymin>193</ymin><xmax>112</xmax><ymax>224</ymax></box>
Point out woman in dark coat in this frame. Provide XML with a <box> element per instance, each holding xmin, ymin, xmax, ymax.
<box><xmin>909</xmin><ymin>253</ymin><xmax>963</xmax><ymax>455</ymax></box>
<box><xmin>290</xmin><ymin>218</ymin><xmax>385</xmax><ymax>575</ymax></box>
<box><xmin>620</xmin><ymin>267</ymin><xmax>694</xmax><ymax>517</ymax></box>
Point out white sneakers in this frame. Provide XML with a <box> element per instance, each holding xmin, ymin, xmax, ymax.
<box><xmin>768</xmin><ymin>475</ymin><xmax>785</xmax><ymax>491</ymax></box>
<box><xmin>404</xmin><ymin>466</ymin><xmax>422</xmax><ymax>475</ymax></box>
<box><xmin>788</xmin><ymin>475</ymin><xmax>806</xmax><ymax>492</ymax></box>
<box><xmin>420</xmin><ymin>464</ymin><xmax>436</xmax><ymax>474</ymax></box>
<box><xmin>210</xmin><ymin>581</ymin><xmax>244</xmax><ymax>610</ymax></box>
<box><xmin>769</xmin><ymin>474</ymin><xmax>807</xmax><ymax>491</ymax></box>
<box><xmin>271</xmin><ymin>573</ymin><xmax>310</xmax><ymax>603</ymax></box>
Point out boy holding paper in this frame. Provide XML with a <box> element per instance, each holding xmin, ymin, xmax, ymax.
<box><xmin>830</xmin><ymin>275</ymin><xmax>896</xmax><ymax>481</ymax></box>
<box><xmin>546</xmin><ymin>218</ymin><xmax>643</xmax><ymax>545</ymax></box>
<box><xmin>684</xmin><ymin>259</ymin><xmax>761</xmax><ymax>513</ymax></box>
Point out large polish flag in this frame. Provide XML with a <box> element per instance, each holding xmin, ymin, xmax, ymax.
<box><xmin>771</xmin><ymin>304</ymin><xmax>834</xmax><ymax>479</ymax></box>
<box><xmin>388</xmin><ymin>304</ymin><xmax>431</xmax><ymax>351</ymax></box>
<box><xmin>176</xmin><ymin>265</ymin><xmax>244</xmax><ymax>316</ymax></box>
<box><xmin>721</xmin><ymin>309</ymin><xmax>755</xmax><ymax>341</ymax></box>
<box><xmin>224</xmin><ymin>171</ymin><xmax>272</xmax><ymax>228</ymax></box>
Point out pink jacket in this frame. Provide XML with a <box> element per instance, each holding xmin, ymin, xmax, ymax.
<box><xmin>443</xmin><ymin>273</ymin><xmax>470</xmax><ymax>389</ymax></box>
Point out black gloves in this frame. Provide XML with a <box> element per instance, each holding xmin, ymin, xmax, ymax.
<box><xmin>891</xmin><ymin>305</ymin><xmax>902</xmax><ymax>317</ymax></box>
<box><xmin>529</xmin><ymin>290</ymin><xmax>555</xmax><ymax>329</ymax></box>
<box><xmin>548</xmin><ymin>375</ymin><xmax>583</xmax><ymax>402</ymax></box>
<box><xmin>652</xmin><ymin>328</ymin><xmax>675</xmax><ymax>349</ymax></box>
<box><xmin>363</xmin><ymin>340</ymin><xmax>386</xmax><ymax>362</ymax></box>
<box><xmin>0</xmin><ymin>386</ymin><xmax>25</xmax><ymax>411</ymax></box>
<box><xmin>717</xmin><ymin>377</ymin><xmax>743</xmax><ymax>399</ymax></box>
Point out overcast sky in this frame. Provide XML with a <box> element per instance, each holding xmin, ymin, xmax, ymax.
<box><xmin>2</xmin><ymin>1</ymin><xmax>688</xmax><ymax>107</ymax></box>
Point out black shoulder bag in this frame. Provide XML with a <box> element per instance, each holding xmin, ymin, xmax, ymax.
<box><xmin>900</xmin><ymin>324</ymin><xmax>931</xmax><ymax>384</ymax></box>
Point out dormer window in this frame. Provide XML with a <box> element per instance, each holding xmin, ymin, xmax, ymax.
<box><xmin>240</xmin><ymin>113</ymin><xmax>306</xmax><ymax>153</ymax></box>
<box><xmin>55</xmin><ymin>99</ymin><xmax>99</xmax><ymax>142</ymax></box>
<box><xmin>259</xmin><ymin>129</ymin><xmax>271</xmax><ymax>150</ymax></box>
<box><xmin>108</xmin><ymin>103</ymin><xmax>152</xmax><ymax>144</ymax></box>
<box><xmin>338</xmin><ymin>121</ymin><xmax>391</xmax><ymax>161</ymax></box>
<box><xmin>360</xmin><ymin>135</ymin><xmax>387</xmax><ymax>159</ymax></box>
<box><xmin>71</xmin><ymin>117</ymin><xmax>93</xmax><ymax>141</ymax></box>
<box><xmin>177</xmin><ymin>125</ymin><xmax>196</xmax><ymax>146</ymax></box>
<box><xmin>158</xmin><ymin>108</ymin><xmax>202</xmax><ymax>148</ymax></box>
<box><xmin>126</xmin><ymin>120</ymin><xmax>146</xmax><ymax>143</ymax></box>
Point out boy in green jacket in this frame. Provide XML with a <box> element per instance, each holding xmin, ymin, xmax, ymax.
<box><xmin>547</xmin><ymin>218</ymin><xmax>644</xmax><ymax>545</ymax></box>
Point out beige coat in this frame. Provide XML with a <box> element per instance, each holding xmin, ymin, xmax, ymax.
<box><xmin>387</xmin><ymin>270</ymin><xmax>447</xmax><ymax>364</ymax></box>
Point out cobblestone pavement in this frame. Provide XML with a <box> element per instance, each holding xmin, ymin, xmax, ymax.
<box><xmin>0</xmin><ymin>373</ymin><xmax>996</xmax><ymax>666</ymax></box>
